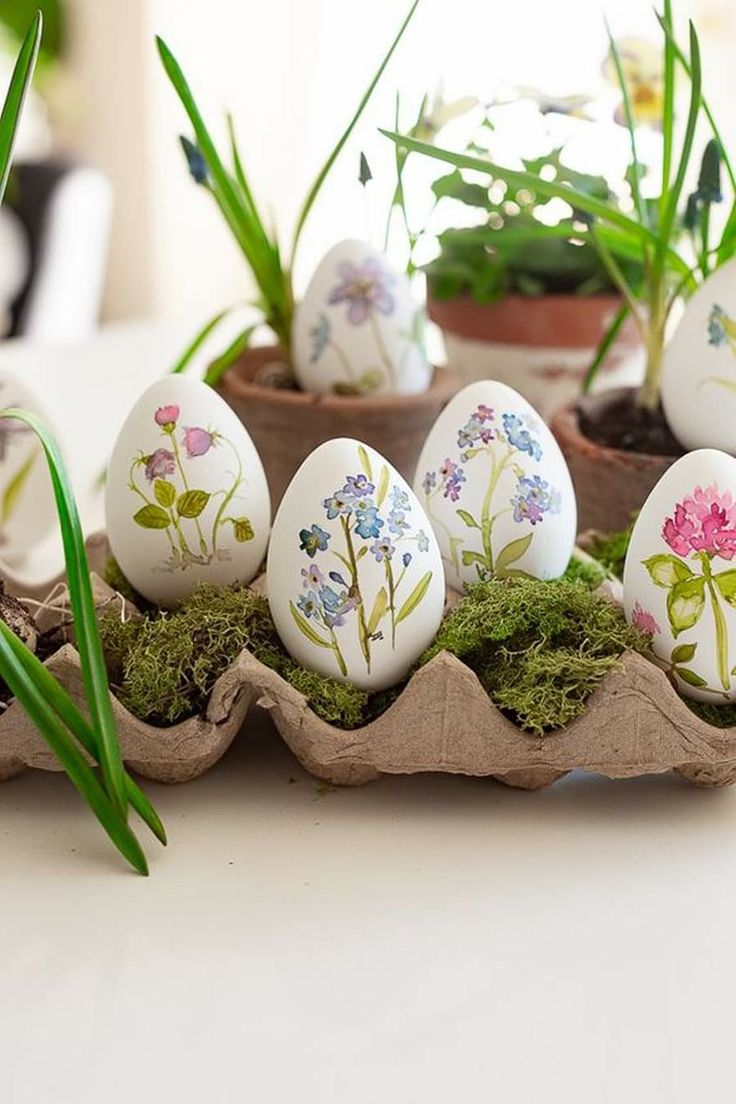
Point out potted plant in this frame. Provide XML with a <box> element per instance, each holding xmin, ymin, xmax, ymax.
<box><xmin>382</xmin><ymin>5</ymin><xmax>736</xmax><ymax>531</ymax></box>
<box><xmin>158</xmin><ymin>0</ymin><xmax>457</xmax><ymax>506</ymax></box>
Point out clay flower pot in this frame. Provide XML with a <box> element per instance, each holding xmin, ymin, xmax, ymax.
<box><xmin>216</xmin><ymin>345</ymin><xmax>459</xmax><ymax>506</ymax></box>
<box><xmin>551</xmin><ymin>392</ymin><xmax>677</xmax><ymax>533</ymax></box>
<box><xmin>428</xmin><ymin>291</ymin><xmax>640</xmax><ymax>420</ymax></box>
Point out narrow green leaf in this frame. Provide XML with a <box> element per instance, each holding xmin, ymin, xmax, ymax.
<box><xmin>676</xmin><ymin>667</ymin><xmax>708</xmax><ymax>688</ymax></box>
<box><xmin>134</xmin><ymin>503</ymin><xmax>170</xmax><ymax>530</ymax></box>
<box><xmin>0</xmin><ymin>409</ymin><xmax>128</xmax><ymax>818</ymax></box>
<box><xmin>672</xmin><ymin>642</ymin><xmax>697</xmax><ymax>664</ymax></box>
<box><xmin>0</xmin><ymin>12</ymin><xmax>42</xmax><ymax>205</ymax></box>
<box><xmin>289</xmin><ymin>601</ymin><xmax>331</xmax><ymax>648</ymax></box>
<box><xmin>395</xmin><ymin>570</ymin><xmax>432</xmax><ymax>625</ymax></box>
<box><xmin>366</xmin><ymin>586</ymin><xmax>388</xmax><ymax>635</ymax></box>
<box><xmin>203</xmin><ymin>323</ymin><xmax>258</xmax><ymax>388</ymax></box>
<box><xmin>494</xmin><ymin>533</ymin><xmax>533</xmax><ymax>577</ymax></box>
<box><xmin>0</xmin><ymin>448</ymin><xmax>36</xmax><ymax>524</ymax></box>
<box><xmin>461</xmin><ymin>550</ymin><xmax>488</xmax><ymax>567</ymax></box>
<box><xmin>660</xmin><ymin>0</ymin><xmax>675</xmax><ymax>205</ymax></box>
<box><xmin>456</xmin><ymin>509</ymin><xmax>479</xmax><ymax>529</ymax></box>
<box><xmin>376</xmin><ymin>465</ymin><xmax>390</xmax><ymax>507</ymax></box>
<box><xmin>291</xmin><ymin>0</ymin><xmax>420</xmax><ymax>258</ymax></box>
<box><xmin>0</xmin><ymin>624</ymin><xmax>148</xmax><ymax>874</ymax></box>
<box><xmin>171</xmin><ymin>307</ymin><xmax>234</xmax><ymax>375</ymax></box>
<box><xmin>358</xmin><ymin>445</ymin><xmax>373</xmax><ymax>482</ymax></box>
<box><xmin>604</xmin><ymin>23</ymin><xmax>647</xmax><ymax>227</ymax></box>
<box><xmin>583</xmin><ymin>302</ymin><xmax>629</xmax><ymax>395</ymax></box>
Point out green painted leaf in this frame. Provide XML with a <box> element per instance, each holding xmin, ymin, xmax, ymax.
<box><xmin>356</xmin><ymin>545</ymin><xmax>368</xmax><ymax>561</ymax></box>
<box><xmin>642</xmin><ymin>554</ymin><xmax>693</xmax><ymax>588</ymax></box>
<box><xmin>395</xmin><ymin>571</ymin><xmax>432</xmax><ymax>626</ymax></box>
<box><xmin>676</xmin><ymin>667</ymin><xmax>708</xmax><ymax>688</ymax></box>
<box><xmin>0</xmin><ymin>448</ymin><xmax>35</xmax><ymax>524</ymax></box>
<box><xmin>667</xmin><ymin>575</ymin><xmax>706</xmax><ymax>636</ymax></box>
<box><xmin>376</xmin><ymin>465</ymin><xmax>390</xmax><ymax>507</ymax></box>
<box><xmin>133</xmin><ymin>504</ymin><xmax>171</xmax><ymax>530</ymax></box>
<box><xmin>715</xmin><ymin>569</ymin><xmax>736</xmax><ymax>606</ymax></box>
<box><xmin>289</xmin><ymin>601</ymin><xmax>331</xmax><ymax>648</ymax></box>
<box><xmin>495</xmin><ymin>533</ymin><xmax>533</xmax><ymax>578</ymax></box>
<box><xmin>233</xmin><ymin>517</ymin><xmax>254</xmax><ymax>542</ymax></box>
<box><xmin>456</xmin><ymin>509</ymin><xmax>479</xmax><ymax>530</ymax></box>
<box><xmin>461</xmin><ymin>550</ymin><xmax>488</xmax><ymax>567</ymax></box>
<box><xmin>358</xmin><ymin>369</ymin><xmax>383</xmax><ymax>393</ymax></box>
<box><xmin>154</xmin><ymin>479</ymin><xmax>176</xmax><ymax>508</ymax></box>
<box><xmin>672</xmin><ymin>642</ymin><xmax>697</xmax><ymax>665</ymax></box>
<box><xmin>367</xmin><ymin>586</ymin><xmax>389</xmax><ymax>635</ymax></box>
<box><xmin>177</xmin><ymin>489</ymin><xmax>210</xmax><ymax>518</ymax></box>
<box><xmin>358</xmin><ymin>444</ymin><xmax>373</xmax><ymax>482</ymax></box>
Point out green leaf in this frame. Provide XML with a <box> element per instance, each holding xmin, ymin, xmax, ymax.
<box><xmin>171</xmin><ymin>306</ymin><xmax>234</xmax><ymax>375</ymax></box>
<box><xmin>715</xmin><ymin>569</ymin><xmax>736</xmax><ymax>606</ymax></box>
<box><xmin>461</xmin><ymin>550</ymin><xmax>488</xmax><ymax>567</ymax></box>
<box><xmin>289</xmin><ymin>601</ymin><xmax>331</xmax><ymax>648</ymax></box>
<box><xmin>456</xmin><ymin>509</ymin><xmax>479</xmax><ymax>530</ymax></box>
<box><xmin>605</xmin><ymin>21</ymin><xmax>647</xmax><ymax>227</ymax></box>
<box><xmin>358</xmin><ymin>444</ymin><xmax>373</xmax><ymax>482</ymax></box>
<box><xmin>0</xmin><ymin>448</ymin><xmax>35</xmax><ymax>524</ymax></box>
<box><xmin>1</xmin><ymin>408</ymin><xmax>127</xmax><ymax>819</ymax></box>
<box><xmin>642</xmin><ymin>554</ymin><xmax>693</xmax><ymax>588</ymax></box>
<box><xmin>667</xmin><ymin>575</ymin><xmax>706</xmax><ymax>636</ymax></box>
<box><xmin>583</xmin><ymin>302</ymin><xmax>630</xmax><ymax>395</ymax></box>
<box><xmin>177</xmin><ymin>489</ymin><xmax>210</xmax><ymax>518</ymax></box>
<box><xmin>203</xmin><ymin>323</ymin><xmax>259</xmax><ymax>388</ymax></box>
<box><xmin>154</xmin><ymin>479</ymin><xmax>176</xmax><ymax>508</ymax></box>
<box><xmin>395</xmin><ymin>571</ymin><xmax>433</xmax><ymax>626</ymax></box>
<box><xmin>233</xmin><ymin>517</ymin><xmax>254</xmax><ymax>542</ymax></box>
<box><xmin>0</xmin><ymin>12</ymin><xmax>42</xmax><ymax>205</ymax></box>
<box><xmin>494</xmin><ymin>533</ymin><xmax>533</xmax><ymax>578</ymax></box>
<box><xmin>359</xmin><ymin>151</ymin><xmax>372</xmax><ymax>186</ymax></box>
<box><xmin>672</xmin><ymin>642</ymin><xmax>697</xmax><ymax>665</ymax></box>
<box><xmin>291</xmin><ymin>0</ymin><xmax>420</xmax><ymax>258</ymax></box>
<box><xmin>376</xmin><ymin>465</ymin><xmax>390</xmax><ymax>507</ymax></box>
<box><xmin>134</xmin><ymin>504</ymin><xmax>171</xmax><ymax>530</ymax></box>
<box><xmin>676</xmin><ymin>667</ymin><xmax>708</xmax><ymax>688</ymax></box>
<box><xmin>366</xmin><ymin>586</ymin><xmax>389</xmax><ymax>635</ymax></box>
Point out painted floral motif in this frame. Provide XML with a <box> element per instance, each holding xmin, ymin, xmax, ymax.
<box><xmin>702</xmin><ymin>304</ymin><xmax>736</xmax><ymax>396</ymax></box>
<box><xmin>289</xmin><ymin>445</ymin><xmax>433</xmax><ymax>677</ymax></box>
<box><xmin>422</xmin><ymin>405</ymin><xmax>561</xmax><ymax>580</ymax></box>
<box><xmin>630</xmin><ymin>600</ymin><xmax>661</xmax><ymax>637</ymax></box>
<box><xmin>128</xmin><ymin>402</ymin><xmax>254</xmax><ymax>572</ymax></box>
<box><xmin>328</xmin><ymin>258</ymin><xmax>396</xmax><ymax>323</ymax></box>
<box><xmin>642</xmin><ymin>483</ymin><xmax>736</xmax><ymax>693</ymax></box>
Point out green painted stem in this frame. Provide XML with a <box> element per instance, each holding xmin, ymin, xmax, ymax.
<box><xmin>704</xmin><ymin>562</ymin><xmax>730</xmax><ymax>691</ymax></box>
<box><xmin>170</xmin><ymin>428</ymin><xmax>208</xmax><ymax>556</ymax></box>
<box><xmin>341</xmin><ymin>514</ymin><xmax>371</xmax><ymax>672</ymax></box>
<box><xmin>210</xmin><ymin>435</ymin><xmax>243</xmax><ymax>553</ymax></box>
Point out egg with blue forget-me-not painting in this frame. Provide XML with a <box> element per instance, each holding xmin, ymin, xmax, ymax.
<box><xmin>413</xmin><ymin>380</ymin><xmax>576</xmax><ymax>592</ymax></box>
<box><xmin>291</xmin><ymin>239</ymin><xmax>430</xmax><ymax>397</ymax></box>
<box><xmin>267</xmin><ymin>437</ymin><xmax>444</xmax><ymax>690</ymax></box>
<box><xmin>105</xmin><ymin>375</ymin><xmax>270</xmax><ymax>607</ymax></box>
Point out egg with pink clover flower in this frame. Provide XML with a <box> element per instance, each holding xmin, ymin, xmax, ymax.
<box><xmin>105</xmin><ymin>375</ymin><xmax>270</xmax><ymax>607</ymax></box>
<box><xmin>267</xmin><ymin>437</ymin><xmax>444</xmax><ymax>690</ymax></box>
<box><xmin>623</xmin><ymin>448</ymin><xmax>736</xmax><ymax>701</ymax></box>
<box><xmin>292</xmin><ymin>239</ymin><xmax>430</xmax><ymax>397</ymax></box>
<box><xmin>414</xmin><ymin>380</ymin><xmax>576</xmax><ymax>591</ymax></box>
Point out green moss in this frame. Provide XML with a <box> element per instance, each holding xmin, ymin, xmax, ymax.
<box><xmin>103</xmin><ymin>556</ymin><xmax>150</xmax><ymax>609</ymax></box>
<box><xmin>585</xmin><ymin>517</ymin><xmax>636</xmax><ymax>580</ymax></box>
<box><xmin>686</xmin><ymin>699</ymin><xmax>736</xmax><ymax>729</ymax></box>
<box><xmin>563</xmin><ymin>554</ymin><xmax>607</xmax><ymax>590</ymax></box>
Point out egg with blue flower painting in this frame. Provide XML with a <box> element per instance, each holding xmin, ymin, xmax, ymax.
<box><xmin>414</xmin><ymin>381</ymin><xmax>576</xmax><ymax>591</ymax></box>
<box><xmin>292</xmin><ymin>239</ymin><xmax>430</xmax><ymax>397</ymax></box>
<box><xmin>267</xmin><ymin>437</ymin><xmax>444</xmax><ymax>690</ymax></box>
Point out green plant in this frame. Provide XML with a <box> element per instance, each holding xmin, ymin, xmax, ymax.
<box><xmin>383</xmin><ymin>4</ymin><xmax>735</xmax><ymax>412</ymax></box>
<box><xmin>159</xmin><ymin>1</ymin><xmax>419</xmax><ymax>384</ymax></box>
<box><xmin>0</xmin><ymin>11</ymin><xmax>41</xmax><ymax>204</ymax></box>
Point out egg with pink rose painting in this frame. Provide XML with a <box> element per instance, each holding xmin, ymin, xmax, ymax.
<box><xmin>623</xmin><ymin>448</ymin><xmax>736</xmax><ymax>702</ymax></box>
<box><xmin>292</xmin><ymin>239</ymin><xmax>430</xmax><ymax>397</ymax></box>
<box><xmin>105</xmin><ymin>375</ymin><xmax>270</xmax><ymax>607</ymax></box>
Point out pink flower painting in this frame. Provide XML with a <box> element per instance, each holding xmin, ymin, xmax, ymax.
<box><xmin>182</xmin><ymin>426</ymin><xmax>216</xmax><ymax>458</ymax></box>
<box><xmin>663</xmin><ymin>484</ymin><xmax>736</xmax><ymax>561</ymax></box>
<box><xmin>630</xmin><ymin>600</ymin><xmax>661</xmax><ymax>637</ymax></box>
<box><xmin>154</xmin><ymin>404</ymin><xmax>180</xmax><ymax>429</ymax></box>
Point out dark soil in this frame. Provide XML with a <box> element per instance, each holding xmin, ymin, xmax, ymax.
<box><xmin>577</xmin><ymin>388</ymin><xmax>684</xmax><ymax>458</ymax></box>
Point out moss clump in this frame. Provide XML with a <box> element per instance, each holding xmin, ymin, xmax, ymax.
<box><xmin>103</xmin><ymin>556</ymin><xmax>150</xmax><ymax>609</ymax></box>
<box><xmin>563</xmin><ymin>554</ymin><xmax>607</xmax><ymax>590</ymax></box>
<box><xmin>99</xmin><ymin>582</ymin><xmax>373</xmax><ymax>728</ymax></box>
<box><xmin>585</xmin><ymin>517</ymin><xmax>636</xmax><ymax>579</ymax></box>
<box><xmin>685</xmin><ymin>699</ymin><xmax>736</xmax><ymax>729</ymax></box>
<box><xmin>416</xmin><ymin>578</ymin><xmax>649</xmax><ymax>735</ymax></box>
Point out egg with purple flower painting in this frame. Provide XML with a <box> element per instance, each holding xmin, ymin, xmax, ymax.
<box><xmin>292</xmin><ymin>239</ymin><xmax>430</xmax><ymax>397</ymax></box>
<box><xmin>105</xmin><ymin>375</ymin><xmax>270</xmax><ymax>607</ymax></box>
<box><xmin>623</xmin><ymin>448</ymin><xmax>736</xmax><ymax>702</ymax></box>
<box><xmin>267</xmin><ymin>437</ymin><xmax>444</xmax><ymax>690</ymax></box>
<box><xmin>414</xmin><ymin>380</ymin><xmax>576</xmax><ymax>591</ymax></box>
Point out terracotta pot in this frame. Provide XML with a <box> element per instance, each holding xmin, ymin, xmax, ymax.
<box><xmin>216</xmin><ymin>345</ymin><xmax>459</xmax><ymax>506</ymax></box>
<box><xmin>428</xmin><ymin>291</ymin><xmax>641</xmax><ymax>420</ymax></box>
<box><xmin>550</xmin><ymin>396</ymin><xmax>675</xmax><ymax>533</ymax></box>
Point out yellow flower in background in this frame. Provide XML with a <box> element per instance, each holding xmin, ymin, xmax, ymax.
<box><xmin>603</xmin><ymin>36</ymin><xmax>664</xmax><ymax>129</ymax></box>
<box><xmin>412</xmin><ymin>88</ymin><xmax>479</xmax><ymax>143</ymax></box>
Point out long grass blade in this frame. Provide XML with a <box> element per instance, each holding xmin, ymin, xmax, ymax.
<box><xmin>0</xmin><ymin>11</ymin><xmax>42</xmax><ymax>204</ymax></box>
<box><xmin>0</xmin><ymin>624</ymin><xmax>148</xmax><ymax>874</ymax></box>
<box><xmin>605</xmin><ymin>22</ymin><xmax>647</xmax><ymax>227</ymax></box>
<box><xmin>660</xmin><ymin>0</ymin><xmax>676</xmax><ymax>206</ymax></box>
<box><xmin>291</xmin><ymin>0</ymin><xmax>420</xmax><ymax>258</ymax></box>
<box><xmin>0</xmin><ymin>409</ymin><xmax>127</xmax><ymax>817</ymax></box>
<box><xmin>203</xmin><ymin>324</ymin><xmax>258</xmax><ymax>387</ymax></box>
<box><xmin>171</xmin><ymin>307</ymin><xmax>234</xmax><ymax>375</ymax></box>
<box><xmin>582</xmin><ymin>302</ymin><xmax>630</xmax><ymax>394</ymax></box>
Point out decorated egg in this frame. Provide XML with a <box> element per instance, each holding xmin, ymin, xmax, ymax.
<box><xmin>267</xmin><ymin>437</ymin><xmax>444</xmax><ymax>690</ymax></box>
<box><xmin>292</xmin><ymin>239</ymin><xmax>430</xmax><ymax>397</ymax></box>
<box><xmin>661</xmin><ymin>257</ymin><xmax>736</xmax><ymax>452</ymax></box>
<box><xmin>414</xmin><ymin>380</ymin><xmax>576</xmax><ymax>591</ymax></box>
<box><xmin>0</xmin><ymin>370</ymin><xmax>57</xmax><ymax>565</ymax></box>
<box><xmin>105</xmin><ymin>375</ymin><xmax>270</xmax><ymax>607</ymax></box>
<box><xmin>624</xmin><ymin>449</ymin><xmax>736</xmax><ymax>702</ymax></box>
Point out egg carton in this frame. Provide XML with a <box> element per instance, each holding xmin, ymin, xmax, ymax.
<box><xmin>2</xmin><ymin>567</ymin><xmax>736</xmax><ymax>787</ymax></box>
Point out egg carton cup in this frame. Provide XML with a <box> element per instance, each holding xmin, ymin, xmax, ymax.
<box><xmin>2</xmin><ymin>543</ymin><xmax>736</xmax><ymax>789</ymax></box>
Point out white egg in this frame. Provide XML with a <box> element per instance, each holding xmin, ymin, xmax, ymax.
<box><xmin>292</xmin><ymin>239</ymin><xmax>430</xmax><ymax>397</ymax></box>
<box><xmin>0</xmin><ymin>370</ymin><xmax>57</xmax><ymax>565</ymax></box>
<box><xmin>661</xmin><ymin>257</ymin><xmax>736</xmax><ymax>452</ymax></box>
<box><xmin>623</xmin><ymin>448</ymin><xmax>736</xmax><ymax>702</ymax></box>
<box><xmin>413</xmin><ymin>380</ymin><xmax>576</xmax><ymax>591</ymax></box>
<box><xmin>106</xmin><ymin>375</ymin><xmax>270</xmax><ymax>607</ymax></box>
<box><xmin>267</xmin><ymin>437</ymin><xmax>445</xmax><ymax>690</ymax></box>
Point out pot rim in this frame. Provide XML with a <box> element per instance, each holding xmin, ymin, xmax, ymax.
<box><xmin>550</xmin><ymin>394</ymin><xmax>678</xmax><ymax>466</ymax></box>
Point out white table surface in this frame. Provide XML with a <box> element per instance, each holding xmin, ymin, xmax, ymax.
<box><xmin>1</xmin><ymin>322</ymin><xmax>734</xmax><ymax>1102</ymax></box>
